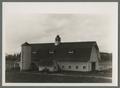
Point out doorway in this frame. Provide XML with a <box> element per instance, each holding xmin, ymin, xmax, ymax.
<box><xmin>91</xmin><ymin>62</ymin><xmax>96</xmax><ymax>71</ymax></box>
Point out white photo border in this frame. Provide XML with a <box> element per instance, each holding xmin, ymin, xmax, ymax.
<box><xmin>2</xmin><ymin>2</ymin><xmax>118</xmax><ymax>86</ymax></box>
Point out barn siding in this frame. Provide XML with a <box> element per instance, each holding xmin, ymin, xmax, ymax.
<box><xmin>57</xmin><ymin>62</ymin><xmax>91</xmax><ymax>72</ymax></box>
<box><xmin>89</xmin><ymin>46</ymin><xmax>99</xmax><ymax>70</ymax></box>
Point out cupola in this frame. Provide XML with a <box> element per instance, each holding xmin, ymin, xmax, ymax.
<box><xmin>55</xmin><ymin>35</ymin><xmax>61</xmax><ymax>46</ymax></box>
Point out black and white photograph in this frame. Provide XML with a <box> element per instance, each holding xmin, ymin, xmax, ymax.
<box><xmin>2</xmin><ymin>2</ymin><xmax>118</xmax><ymax>86</ymax></box>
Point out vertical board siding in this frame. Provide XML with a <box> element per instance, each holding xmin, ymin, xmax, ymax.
<box><xmin>90</xmin><ymin>46</ymin><xmax>99</xmax><ymax>70</ymax></box>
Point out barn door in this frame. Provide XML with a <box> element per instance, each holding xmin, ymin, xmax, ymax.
<box><xmin>91</xmin><ymin>62</ymin><xmax>96</xmax><ymax>71</ymax></box>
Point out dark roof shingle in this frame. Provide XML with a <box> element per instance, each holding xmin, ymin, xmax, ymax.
<box><xmin>30</xmin><ymin>41</ymin><xmax>98</xmax><ymax>62</ymax></box>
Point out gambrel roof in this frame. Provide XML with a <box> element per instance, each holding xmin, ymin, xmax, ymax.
<box><xmin>30</xmin><ymin>41</ymin><xmax>99</xmax><ymax>62</ymax></box>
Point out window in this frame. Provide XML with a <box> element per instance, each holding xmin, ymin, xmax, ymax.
<box><xmin>49</xmin><ymin>50</ymin><xmax>54</xmax><ymax>54</ymax></box>
<box><xmin>83</xmin><ymin>66</ymin><xmax>86</xmax><ymax>69</ymax></box>
<box><xmin>32</xmin><ymin>51</ymin><xmax>37</xmax><ymax>54</ymax></box>
<box><xmin>69</xmin><ymin>66</ymin><xmax>71</xmax><ymax>69</ymax></box>
<box><xmin>62</xmin><ymin>66</ymin><xmax>64</xmax><ymax>68</ymax></box>
<box><xmin>76</xmin><ymin>66</ymin><xmax>78</xmax><ymax>69</ymax></box>
<box><xmin>68</xmin><ymin>50</ymin><xmax>74</xmax><ymax>54</ymax></box>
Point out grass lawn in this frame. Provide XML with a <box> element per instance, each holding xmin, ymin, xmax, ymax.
<box><xmin>6</xmin><ymin>71</ymin><xmax>112</xmax><ymax>83</ymax></box>
<box><xmin>61</xmin><ymin>70</ymin><xmax>112</xmax><ymax>77</ymax></box>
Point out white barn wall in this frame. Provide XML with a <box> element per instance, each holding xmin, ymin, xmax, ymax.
<box><xmin>89</xmin><ymin>46</ymin><xmax>99</xmax><ymax>70</ymax></box>
<box><xmin>57</xmin><ymin>62</ymin><xmax>91</xmax><ymax>72</ymax></box>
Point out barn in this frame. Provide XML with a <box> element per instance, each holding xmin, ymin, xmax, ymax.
<box><xmin>20</xmin><ymin>35</ymin><xmax>102</xmax><ymax>72</ymax></box>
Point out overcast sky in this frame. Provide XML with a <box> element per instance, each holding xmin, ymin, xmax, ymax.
<box><xmin>3</xmin><ymin>2</ymin><xmax>118</xmax><ymax>54</ymax></box>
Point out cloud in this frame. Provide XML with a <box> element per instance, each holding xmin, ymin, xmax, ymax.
<box><xmin>3</xmin><ymin>3</ymin><xmax>117</xmax><ymax>54</ymax></box>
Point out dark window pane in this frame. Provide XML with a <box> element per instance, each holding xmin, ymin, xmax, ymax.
<box><xmin>83</xmin><ymin>66</ymin><xmax>86</xmax><ymax>69</ymax></box>
<box><xmin>76</xmin><ymin>66</ymin><xmax>78</xmax><ymax>69</ymax></box>
<box><xmin>69</xmin><ymin>66</ymin><xmax>71</xmax><ymax>69</ymax></box>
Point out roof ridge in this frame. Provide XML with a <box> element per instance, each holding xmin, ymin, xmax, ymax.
<box><xmin>30</xmin><ymin>41</ymin><xmax>96</xmax><ymax>45</ymax></box>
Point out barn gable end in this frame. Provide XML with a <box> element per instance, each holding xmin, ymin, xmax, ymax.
<box><xmin>89</xmin><ymin>45</ymin><xmax>100</xmax><ymax>70</ymax></box>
